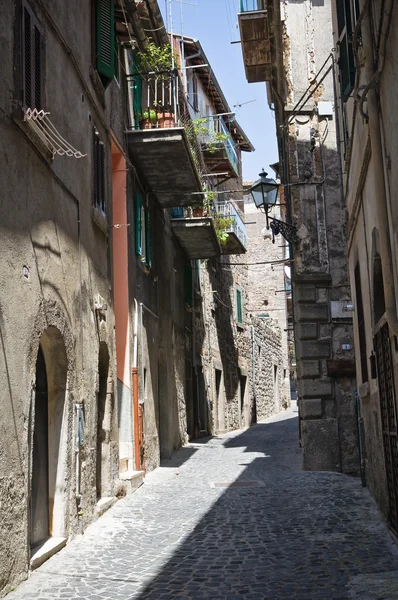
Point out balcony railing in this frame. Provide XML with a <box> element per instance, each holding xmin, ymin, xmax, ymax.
<box><xmin>214</xmin><ymin>200</ymin><xmax>247</xmax><ymax>249</ymax></box>
<box><xmin>126</xmin><ymin>71</ymin><xmax>206</xmax><ymax>207</ymax></box>
<box><xmin>199</xmin><ymin>115</ymin><xmax>239</xmax><ymax>176</ymax></box>
<box><xmin>239</xmin><ymin>0</ymin><xmax>265</xmax><ymax>12</ymax></box>
<box><xmin>171</xmin><ymin>199</ymin><xmax>247</xmax><ymax>255</ymax></box>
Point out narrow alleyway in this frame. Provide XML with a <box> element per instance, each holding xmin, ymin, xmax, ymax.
<box><xmin>7</xmin><ymin>408</ymin><xmax>398</xmax><ymax>600</ymax></box>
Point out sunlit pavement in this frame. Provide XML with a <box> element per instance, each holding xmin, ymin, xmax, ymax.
<box><xmin>7</xmin><ymin>408</ymin><xmax>398</xmax><ymax>600</ymax></box>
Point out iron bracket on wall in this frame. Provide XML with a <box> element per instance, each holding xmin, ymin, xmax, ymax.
<box><xmin>268</xmin><ymin>217</ymin><xmax>299</xmax><ymax>244</ymax></box>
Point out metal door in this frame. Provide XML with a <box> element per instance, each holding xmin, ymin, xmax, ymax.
<box><xmin>31</xmin><ymin>346</ymin><xmax>49</xmax><ymax>547</ymax></box>
<box><xmin>375</xmin><ymin>322</ymin><xmax>398</xmax><ymax>534</ymax></box>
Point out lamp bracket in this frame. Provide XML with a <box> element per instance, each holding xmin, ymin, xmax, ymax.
<box><xmin>269</xmin><ymin>217</ymin><xmax>299</xmax><ymax>244</ymax></box>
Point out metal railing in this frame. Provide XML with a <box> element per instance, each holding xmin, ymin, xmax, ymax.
<box><xmin>126</xmin><ymin>71</ymin><xmax>207</xmax><ymax>186</ymax></box>
<box><xmin>200</xmin><ymin>115</ymin><xmax>239</xmax><ymax>175</ymax></box>
<box><xmin>214</xmin><ymin>199</ymin><xmax>247</xmax><ymax>248</ymax></box>
<box><xmin>239</xmin><ymin>0</ymin><xmax>265</xmax><ymax>12</ymax></box>
<box><xmin>171</xmin><ymin>200</ymin><xmax>247</xmax><ymax>249</ymax></box>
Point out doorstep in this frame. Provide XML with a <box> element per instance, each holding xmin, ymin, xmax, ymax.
<box><xmin>119</xmin><ymin>470</ymin><xmax>145</xmax><ymax>493</ymax></box>
<box><xmin>95</xmin><ymin>496</ymin><xmax>118</xmax><ymax>518</ymax></box>
<box><xmin>30</xmin><ymin>537</ymin><xmax>67</xmax><ymax>570</ymax></box>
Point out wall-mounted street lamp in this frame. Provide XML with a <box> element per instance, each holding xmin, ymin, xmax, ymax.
<box><xmin>249</xmin><ymin>169</ymin><xmax>299</xmax><ymax>244</ymax></box>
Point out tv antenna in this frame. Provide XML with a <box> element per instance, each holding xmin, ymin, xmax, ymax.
<box><xmin>233</xmin><ymin>99</ymin><xmax>257</xmax><ymax>109</ymax></box>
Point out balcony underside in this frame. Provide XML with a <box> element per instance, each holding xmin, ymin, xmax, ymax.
<box><xmin>203</xmin><ymin>148</ymin><xmax>238</xmax><ymax>178</ymax></box>
<box><xmin>126</xmin><ymin>128</ymin><xmax>202</xmax><ymax>208</ymax></box>
<box><xmin>221</xmin><ymin>232</ymin><xmax>247</xmax><ymax>255</ymax></box>
<box><xmin>171</xmin><ymin>218</ymin><xmax>221</xmax><ymax>259</ymax></box>
<box><xmin>238</xmin><ymin>11</ymin><xmax>272</xmax><ymax>83</ymax></box>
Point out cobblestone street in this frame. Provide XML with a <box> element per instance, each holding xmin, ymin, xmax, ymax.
<box><xmin>7</xmin><ymin>408</ymin><xmax>398</xmax><ymax>600</ymax></box>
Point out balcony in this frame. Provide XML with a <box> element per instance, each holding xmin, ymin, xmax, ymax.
<box><xmin>170</xmin><ymin>200</ymin><xmax>247</xmax><ymax>259</ymax></box>
<box><xmin>126</xmin><ymin>74</ymin><xmax>205</xmax><ymax>208</ymax></box>
<box><xmin>199</xmin><ymin>116</ymin><xmax>239</xmax><ymax>178</ymax></box>
<box><xmin>238</xmin><ymin>0</ymin><xmax>272</xmax><ymax>83</ymax></box>
<box><xmin>170</xmin><ymin>207</ymin><xmax>221</xmax><ymax>260</ymax></box>
<box><xmin>214</xmin><ymin>200</ymin><xmax>247</xmax><ymax>255</ymax></box>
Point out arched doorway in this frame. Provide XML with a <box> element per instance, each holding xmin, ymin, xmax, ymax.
<box><xmin>31</xmin><ymin>327</ymin><xmax>68</xmax><ymax>549</ymax></box>
<box><xmin>97</xmin><ymin>342</ymin><xmax>110</xmax><ymax>500</ymax></box>
<box><xmin>31</xmin><ymin>346</ymin><xmax>49</xmax><ymax>546</ymax></box>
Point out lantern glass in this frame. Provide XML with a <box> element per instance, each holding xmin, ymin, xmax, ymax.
<box><xmin>250</xmin><ymin>171</ymin><xmax>279</xmax><ymax>210</ymax></box>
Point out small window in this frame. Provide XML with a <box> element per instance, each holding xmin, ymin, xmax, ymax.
<box><xmin>184</xmin><ymin>263</ymin><xmax>193</xmax><ymax>307</ymax></box>
<box><xmin>95</xmin><ymin>0</ymin><xmax>115</xmax><ymax>86</ymax></box>
<box><xmin>354</xmin><ymin>262</ymin><xmax>368</xmax><ymax>383</ymax></box>
<box><xmin>187</xmin><ymin>72</ymin><xmax>198</xmax><ymax>112</ymax></box>
<box><xmin>22</xmin><ymin>3</ymin><xmax>44</xmax><ymax>109</ymax></box>
<box><xmin>236</xmin><ymin>287</ymin><xmax>243</xmax><ymax>324</ymax></box>
<box><xmin>135</xmin><ymin>193</ymin><xmax>151</xmax><ymax>267</ymax></box>
<box><xmin>93</xmin><ymin>128</ymin><xmax>106</xmax><ymax>214</ymax></box>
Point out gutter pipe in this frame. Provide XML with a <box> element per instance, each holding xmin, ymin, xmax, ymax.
<box><xmin>132</xmin><ymin>299</ymin><xmax>140</xmax><ymax>470</ymax></box>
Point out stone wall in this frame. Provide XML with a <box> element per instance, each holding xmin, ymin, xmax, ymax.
<box><xmin>0</xmin><ymin>0</ymin><xmax>119</xmax><ymax>593</ymax></box>
<box><xmin>274</xmin><ymin>0</ymin><xmax>359</xmax><ymax>474</ymax></box>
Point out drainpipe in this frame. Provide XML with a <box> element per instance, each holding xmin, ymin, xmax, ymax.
<box><xmin>251</xmin><ymin>325</ymin><xmax>256</xmax><ymax>419</ymax></box>
<box><xmin>132</xmin><ymin>299</ymin><xmax>140</xmax><ymax>470</ymax></box>
<box><xmin>359</xmin><ymin>0</ymin><xmax>398</xmax><ymax>335</ymax></box>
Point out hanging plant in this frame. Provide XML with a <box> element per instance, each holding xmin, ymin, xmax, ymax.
<box><xmin>214</xmin><ymin>215</ymin><xmax>234</xmax><ymax>245</ymax></box>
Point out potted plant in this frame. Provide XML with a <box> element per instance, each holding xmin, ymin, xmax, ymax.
<box><xmin>138</xmin><ymin>109</ymin><xmax>157</xmax><ymax>129</ymax></box>
<box><xmin>137</xmin><ymin>42</ymin><xmax>178</xmax><ymax>79</ymax></box>
<box><xmin>192</xmin><ymin>203</ymin><xmax>205</xmax><ymax>217</ymax></box>
<box><xmin>155</xmin><ymin>102</ymin><xmax>175</xmax><ymax>128</ymax></box>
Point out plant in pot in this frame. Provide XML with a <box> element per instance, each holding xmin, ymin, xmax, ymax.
<box><xmin>154</xmin><ymin>101</ymin><xmax>175</xmax><ymax>129</ymax></box>
<box><xmin>138</xmin><ymin>109</ymin><xmax>157</xmax><ymax>129</ymax></box>
<box><xmin>214</xmin><ymin>215</ymin><xmax>235</xmax><ymax>246</ymax></box>
<box><xmin>192</xmin><ymin>203</ymin><xmax>205</xmax><ymax>217</ymax></box>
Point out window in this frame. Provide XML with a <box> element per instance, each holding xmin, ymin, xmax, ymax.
<box><xmin>95</xmin><ymin>0</ymin><xmax>115</xmax><ymax>86</ymax></box>
<box><xmin>335</xmin><ymin>0</ymin><xmax>357</xmax><ymax>101</ymax></box>
<box><xmin>236</xmin><ymin>287</ymin><xmax>243</xmax><ymax>324</ymax></box>
<box><xmin>187</xmin><ymin>72</ymin><xmax>198</xmax><ymax>112</ymax></box>
<box><xmin>22</xmin><ymin>3</ymin><xmax>43</xmax><ymax>109</ymax></box>
<box><xmin>184</xmin><ymin>263</ymin><xmax>193</xmax><ymax>307</ymax></box>
<box><xmin>135</xmin><ymin>193</ymin><xmax>151</xmax><ymax>267</ymax></box>
<box><xmin>93</xmin><ymin>128</ymin><xmax>106</xmax><ymax>214</ymax></box>
<box><xmin>354</xmin><ymin>263</ymin><xmax>368</xmax><ymax>383</ymax></box>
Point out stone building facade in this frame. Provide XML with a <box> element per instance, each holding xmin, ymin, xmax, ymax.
<box><xmin>0</xmin><ymin>0</ymin><xmax>290</xmax><ymax>594</ymax></box>
<box><xmin>238</xmin><ymin>0</ymin><xmax>358</xmax><ymax>473</ymax></box>
<box><xmin>329</xmin><ymin>0</ymin><xmax>398</xmax><ymax>533</ymax></box>
<box><xmin>0</xmin><ymin>0</ymin><xmax>120</xmax><ymax>592</ymax></box>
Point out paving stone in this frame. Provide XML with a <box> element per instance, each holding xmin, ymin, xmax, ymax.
<box><xmin>5</xmin><ymin>409</ymin><xmax>398</xmax><ymax>600</ymax></box>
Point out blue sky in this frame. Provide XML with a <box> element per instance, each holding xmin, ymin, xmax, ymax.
<box><xmin>159</xmin><ymin>0</ymin><xmax>278</xmax><ymax>181</ymax></box>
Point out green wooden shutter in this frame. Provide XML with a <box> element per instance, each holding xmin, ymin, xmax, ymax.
<box><xmin>135</xmin><ymin>194</ymin><xmax>143</xmax><ymax>255</ymax></box>
<box><xmin>236</xmin><ymin>288</ymin><xmax>243</xmax><ymax>324</ymax></box>
<box><xmin>96</xmin><ymin>0</ymin><xmax>115</xmax><ymax>82</ymax></box>
<box><xmin>131</xmin><ymin>52</ymin><xmax>142</xmax><ymax>129</ymax></box>
<box><xmin>145</xmin><ymin>208</ymin><xmax>151</xmax><ymax>267</ymax></box>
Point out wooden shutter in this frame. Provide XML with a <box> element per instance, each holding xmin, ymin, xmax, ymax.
<box><xmin>23</xmin><ymin>4</ymin><xmax>43</xmax><ymax>109</ymax></box>
<box><xmin>95</xmin><ymin>0</ymin><xmax>115</xmax><ymax>82</ymax></box>
<box><xmin>145</xmin><ymin>208</ymin><xmax>151</xmax><ymax>267</ymax></box>
<box><xmin>135</xmin><ymin>194</ymin><xmax>143</xmax><ymax>255</ymax></box>
<box><xmin>336</xmin><ymin>0</ymin><xmax>356</xmax><ymax>100</ymax></box>
<box><xmin>131</xmin><ymin>52</ymin><xmax>142</xmax><ymax>129</ymax></box>
<box><xmin>236</xmin><ymin>288</ymin><xmax>243</xmax><ymax>324</ymax></box>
